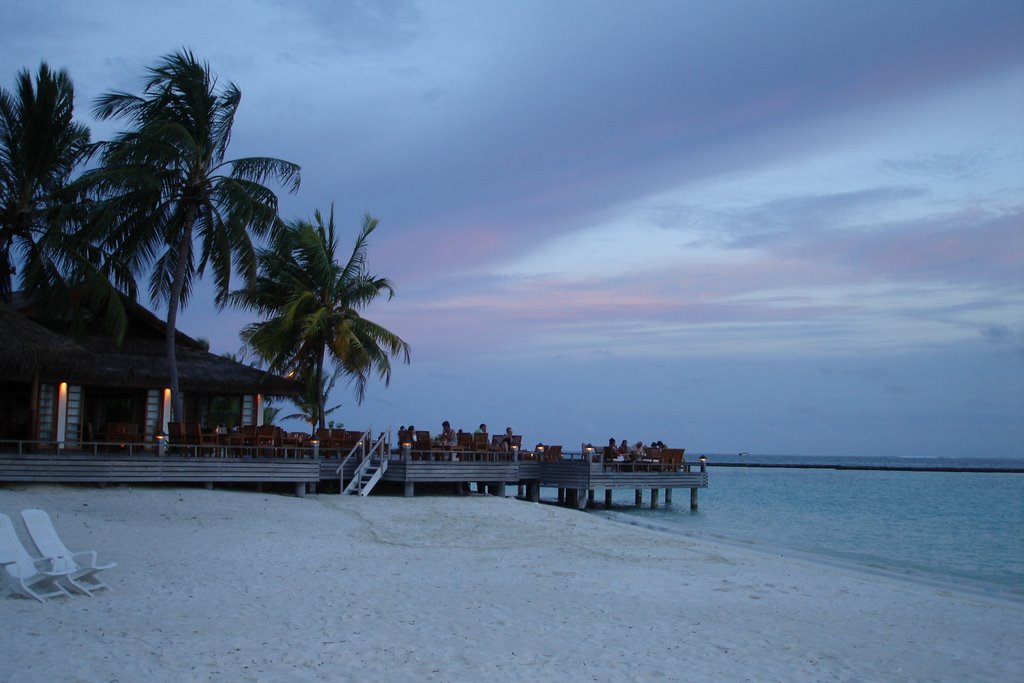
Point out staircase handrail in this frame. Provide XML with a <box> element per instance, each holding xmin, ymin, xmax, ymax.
<box><xmin>335</xmin><ymin>426</ymin><xmax>373</xmax><ymax>476</ymax></box>
<box><xmin>341</xmin><ymin>427</ymin><xmax>391</xmax><ymax>495</ymax></box>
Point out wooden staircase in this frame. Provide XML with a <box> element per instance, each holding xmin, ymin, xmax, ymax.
<box><xmin>339</xmin><ymin>428</ymin><xmax>389</xmax><ymax>496</ymax></box>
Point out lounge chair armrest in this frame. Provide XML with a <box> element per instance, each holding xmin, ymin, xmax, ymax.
<box><xmin>71</xmin><ymin>550</ymin><xmax>99</xmax><ymax>565</ymax></box>
<box><xmin>30</xmin><ymin>555</ymin><xmax>62</xmax><ymax>572</ymax></box>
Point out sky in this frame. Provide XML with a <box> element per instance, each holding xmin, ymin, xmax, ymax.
<box><xmin>3</xmin><ymin>0</ymin><xmax>1022</xmax><ymax>458</ymax></box>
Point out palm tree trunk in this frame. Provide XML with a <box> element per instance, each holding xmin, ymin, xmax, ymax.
<box><xmin>316</xmin><ymin>344</ymin><xmax>326</xmax><ymax>431</ymax></box>
<box><xmin>166</xmin><ymin>224</ymin><xmax>194</xmax><ymax>421</ymax></box>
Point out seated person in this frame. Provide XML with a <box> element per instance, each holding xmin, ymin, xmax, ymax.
<box><xmin>439</xmin><ymin>421</ymin><xmax>457</xmax><ymax>448</ymax></box>
<box><xmin>500</xmin><ymin>426</ymin><xmax>515</xmax><ymax>451</ymax></box>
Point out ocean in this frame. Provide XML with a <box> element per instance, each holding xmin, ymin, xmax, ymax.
<box><xmin>548</xmin><ymin>455</ymin><xmax>1024</xmax><ymax>601</ymax></box>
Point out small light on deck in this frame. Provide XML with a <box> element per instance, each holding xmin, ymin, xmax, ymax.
<box><xmin>155</xmin><ymin>430</ymin><xmax>167</xmax><ymax>456</ymax></box>
<box><xmin>699</xmin><ymin>455</ymin><xmax>707</xmax><ymax>463</ymax></box>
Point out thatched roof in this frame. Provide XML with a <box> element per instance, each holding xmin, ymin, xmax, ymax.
<box><xmin>0</xmin><ymin>303</ymin><xmax>94</xmax><ymax>376</ymax></box>
<box><xmin>71</xmin><ymin>333</ymin><xmax>300</xmax><ymax>395</ymax></box>
<box><xmin>2</xmin><ymin>298</ymin><xmax>299</xmax><ymax>396</ymax></box>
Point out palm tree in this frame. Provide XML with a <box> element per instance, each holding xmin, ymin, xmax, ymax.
<box><xmin>0</xmin><ymin>63</ymin><xmax>130</xmax><ymax>333</ymax></box>
<box><xmin>86</xmin><ymin>50</ymin><xmax>300</xmax><ymax>420</ymax></box>
<box><xmin>236</xmin><ymin>207</ymin><xmax>410</xmax><ymax>430</ymax></box>
<box><xmin>283</xmin><ymin>366</ymin><xmax>343</xmax><ymax>432</ymax></box>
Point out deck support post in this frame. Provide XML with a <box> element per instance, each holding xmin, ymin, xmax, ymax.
<box><xmin>529</xmin><ymin>481</ymin><xmax>540</xmax><ymax>502</ymax></box>
<box><xmin>492</xmin><ymin>482</ymin><xmax>506</xmax><ymax>497</ymax></box>
<box><xmin>665</xmin><ymin>488</ymin><xmax>673</xmax><ymax>505</ymax></box>
<box><xmin>587</xmin><ymin>489</ymin><xmax>595</xmax><ymax>506</ymax></box>
<box><xmin>690</xmin><ymin>487</ymin><xmax>698</xmax><ymax>510</ymax></box>
<box><xmin>557</xmin><ymin>488</ymin><xmax>566</xmax><ymax>503</ymax></box>
<box><xmin>204</xmin><ymin>482</ymin><xmax>213</xmax><ymax>490</ymax></box>
<box><xmin>651</xmin><ymin>488</ymin><xmax>659</xmax><ymax>509</ymax></box>
<box><xmin>404</xmin><ymin>481</ymin><xmax>415</xmax><ymax>498</ymax></box>
<box><xmin>635</xmin><ymin>489</ymin><xmax>642</xmax><ymax>506</ymax></box>
<box><xmin>576</xmin><ymin>488</ymin><xmax>587</xmax><ymax>510</ymax></box>
<box><xmin>294</xmin><ymin>482</ymin><xmax>306</xmax><ymax>498</ymax></box>
<box><xmin>605</xmin><ymin>489</ymin><xmax>613</xmax><ymax>507</ymax></box>
<box><xmin>518</xmin><ymin>483</ymin><xmax>525</xmax><ymax>498</ymax></box>
<box><xmin>565</xmin><ymin>488</ymin><xmax>577</xmax><ymax>507</ymax></box>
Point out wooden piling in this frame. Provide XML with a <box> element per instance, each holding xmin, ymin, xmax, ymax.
<box><xmin>576</xmin><ymin>488</ymin><xmax>587</xmax><ymax>510</ymax></box>
<box><xmin>690</xmin><ymin>487</ymin><xmax>698</xmax><ymax>510</ymax></box>
<box><xmin>605</xmin><ymin>489</ymin><xmax>613</xmax><ymax>507</ymax></box>
<box><xmin>665</xmin><ymin>488</ymin><xmax>672</xmax><ymax>504</ymax></box>
<box><xmin>651</xmin><ymin>488</ymin><xmax>659</xmax><ymax>509</ymax></box>
<box><xmin>565</xmin><ymin>488</ymin><xmax>576</xmax><ymax>507</ymax></box>
<box><xmin>587</xmin><ymin>489</ymin><xmax>595</xmax><ymax>506</ymax></box>
<box><xmin>635</xmin><ymin>489</ymin><xmax>642</xmax><ymax>506</ymax></box>
<box><xmin>404</xmin><ymin>481</ymin><xmax>415</xmax><ymax>498</ymax></box>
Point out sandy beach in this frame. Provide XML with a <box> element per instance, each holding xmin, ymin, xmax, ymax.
<box><xmin>1</xmin><ymin>484</ymin><xmax>1021</xmax><ymax>682</ymax></box>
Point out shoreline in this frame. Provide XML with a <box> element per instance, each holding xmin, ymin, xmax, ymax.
<box><xmin>590</xmin><ymin>506</ymin><xmax>1024</xmax><ymax>606</ymax></box>
<box><xmin>2</xmin><ymin>484</ymin><xmax>1022</xmax><ymax>682</ymax></box>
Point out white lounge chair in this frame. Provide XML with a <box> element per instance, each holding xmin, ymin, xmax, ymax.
<box><xmin>0</xmin><ymin>512</ymin><xmax>72</xmax><ymax>602</ymax></box>
<box><xmin>21</xmin><ymin>508</ymin><xmax>117</xmax><ymax>596</ymax></box>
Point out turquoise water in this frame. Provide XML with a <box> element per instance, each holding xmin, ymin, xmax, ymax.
<box><xmin>552</xmin><ymin>462</ymin><xmax>1024</xmax><ymax>599</ymax></box>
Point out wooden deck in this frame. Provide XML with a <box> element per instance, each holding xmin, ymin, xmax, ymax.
<box><xmin>1</xmin><ymin>444</ymin><xmax>708</xmax><ymax>508</ymax></box>
<box><xmin>332</xmin><ymin>451</ymin><xmax>709</xmax><ymax>507</ymax></box>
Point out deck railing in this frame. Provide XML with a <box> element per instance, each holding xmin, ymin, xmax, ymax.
<box><xmin>0</xmin><ymin>438</ymin><xmax>319</xmax><ymax>459</ymax></box>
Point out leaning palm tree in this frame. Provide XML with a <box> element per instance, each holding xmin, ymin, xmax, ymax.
<box><xmin>283</xmin><ymin>366</ymin><xmax>343</xmax><ymax>432</ymax></box>
<box><xmin>235</xmin><ymin>207</ymin><xmax>410</xmax><ymax>430</ymax></box>
<box><xmin>0</xmin><ymin>63</ymin><xmax>130</xmax><ymax>335</ymax></box>
<box><xmin>85</xmin><ymin>50</ymin><xmax>300</xmax><ymax>420</ymax></box>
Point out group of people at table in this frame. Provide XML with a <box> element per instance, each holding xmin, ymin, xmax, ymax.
<box><xmin>390</xmin><ymin>423</ymin><xmax>683</xmax><ymax>470</ymax></box>
<box><xmin>600</xmin><ymin>437</ymin><xmax>686</xmax><ymax>471</ymax></box>
<box><xmin>396</xmin><ymin>423</ymin><xmax>526</xmax><ymax>459</ymax></box>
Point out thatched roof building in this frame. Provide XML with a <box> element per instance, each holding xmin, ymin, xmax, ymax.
<box><xmin>1</xmin><ymin>296</ymin><xmax>299</xmax><ymax>396</ymax></box>
<box><xmin>0</xmin><ymin>303</ymin><xmax>94</xmax><ymax>376</ymax></box>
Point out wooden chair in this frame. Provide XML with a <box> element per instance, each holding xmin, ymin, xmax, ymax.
<box><xmin>603</xmin><ymin>446</ymin><xmax>619</xmax><ymax>471</ymax></box>
<box><xmin>545</xmin><ymin>445</ymin><xmax>563</xmax><ymax>462</ymax></box>
<box><xmin>413</xmin><ymin>430</ymin><xmax>431</xmax><ymax>460</ymax></box>
<box><xmin>234</xmin><ymin>424</ymin><xmax>258</xmax><ymax>457</ymax></box>
<box><xmin>196</xmin><ymin>423</ymin><xmax>218</xmax><ymax>451</ymax></box>
<box><xmin>472</xmin><ymin>432</ymin><xmax>488</xmax><ymax>456</ymax></box>
<box><xmin>106</xmin><ymin>422</ymin><xmax>141</xmax><ymax>450</ymax></box>
<box><xmin>662</xmin><ymin>448</ymin><xmax>685</xmax><ymax>472</ymax></box>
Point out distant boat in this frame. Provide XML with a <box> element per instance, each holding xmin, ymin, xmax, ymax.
<box><xmin>738</xmin><ymin>452</ymin><xmax>750</xmax><ymax>457</ymax></box>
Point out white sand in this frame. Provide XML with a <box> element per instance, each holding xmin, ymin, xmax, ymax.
<box><xmin>1</xmin><ymin>485</ymin><xmax>1021</xmax><ymax>682</ymax></box>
